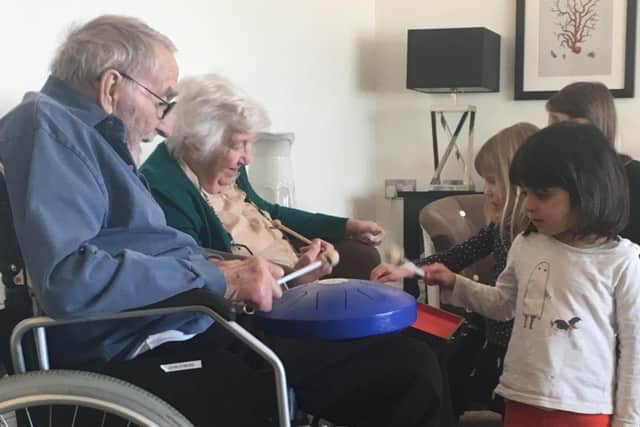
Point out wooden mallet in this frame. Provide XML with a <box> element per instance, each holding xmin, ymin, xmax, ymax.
<box><xmin>271</xmin><ymin>219</ymin><xmax>340</xmax><ymax>267</ymax></box>
<box><xmin>384</xmin><ymin>243</ymin><xmax>424</xmax><ymax>278</ymax></box>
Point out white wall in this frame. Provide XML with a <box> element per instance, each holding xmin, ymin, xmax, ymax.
<box><xmin>374</xmin><ymin>0</ymin><xmax>640</xmax><ymax>250</ymax></box>
<box><xmin>4</xmin><ymin>1</ymin><xmax>640</xmax><ymax>253</ymax></box>
<box><xmin>0</xmin><ymin>0</ymin><xmax>377</xmax><ymax>218</ymax></box>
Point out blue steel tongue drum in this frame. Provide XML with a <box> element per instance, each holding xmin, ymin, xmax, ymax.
<box><xmin>255</xmin><ymin>278</ymin><xmax>417</xmax><ymax>340</ymax></box>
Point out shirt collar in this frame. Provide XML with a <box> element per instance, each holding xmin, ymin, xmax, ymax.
<box><xmin>40</xmin><ymin>75</ymin><xmax>136</xmax><ymax>168</ymax></box>
<box><xmin>40</xmin><ymin>75</ymin><xmax>109</xmax><ymax>128</ymax></box>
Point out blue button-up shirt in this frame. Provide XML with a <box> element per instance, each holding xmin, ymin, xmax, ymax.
<box><xmin>0</xmin><ymin>76</ymin><xmax>226</xmax><ymax>364</ymax></box>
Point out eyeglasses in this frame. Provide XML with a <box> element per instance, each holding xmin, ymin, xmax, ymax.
<box><xmin>119</xmin><ymin>72</ymin><xmax>176</xmax><ymax>120</ymax></box>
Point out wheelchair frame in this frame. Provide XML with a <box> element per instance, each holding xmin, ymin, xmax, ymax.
<box><xmin>5</xmin><ymin>288</ymin><xmax>292</xmax><ymax>427</ymax></box>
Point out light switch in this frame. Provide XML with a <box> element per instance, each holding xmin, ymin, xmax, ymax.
<box><xmin>384</xmin><ymin>179</ymin><xmax>417</xmax><ymax>199</ymax></box>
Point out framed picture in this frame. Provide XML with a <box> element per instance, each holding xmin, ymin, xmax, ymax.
<box><xmin>515</xmin><ymin>0</ymin><xmax>637</xmax><ymax>100</ymax></box>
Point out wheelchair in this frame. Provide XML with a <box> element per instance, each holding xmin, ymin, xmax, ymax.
<box><xmin>0</xmin><ymin>369</ymin><xmax>193</xmax><ymax>426</ymax></box>
<box><xmin>0</xmin><ymin>167</ymin><xmax>293</xmax><ymax>427</ymax></box>
<box><xmin>1</xmin><ymin>286</ymin><xmax>295</xmax><ymax>427</ymax></box>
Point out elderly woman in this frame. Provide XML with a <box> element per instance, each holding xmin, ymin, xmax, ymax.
<box><xmin>140</xmin><ymin>74</ymin><xmax>383</xmax><ymax>280</ymax></box>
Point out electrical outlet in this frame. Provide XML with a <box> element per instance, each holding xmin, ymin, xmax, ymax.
<box><xmin>384</xmin><ymin>179</ymin><xmax>417</xmax><ymax>199</ymax></box>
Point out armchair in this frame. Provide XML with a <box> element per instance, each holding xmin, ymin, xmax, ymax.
<box><xmin>419</xmin><ymin>193</ymin><xmax>495</xmax><ymax>305</ymax></box>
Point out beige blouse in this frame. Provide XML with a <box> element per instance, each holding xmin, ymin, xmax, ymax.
<box><xmin>180</xmin><ymin>162</ymin><xmax>299</xmax><ymax>267</ymax></box>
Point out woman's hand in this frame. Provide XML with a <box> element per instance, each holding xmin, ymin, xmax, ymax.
<box><xmin>293</xmin><ymin>239</ymin><xmax>335</xmax><ymax>284</ymax></box>
<box><xmin>370</xmin><ymin>262</ymin><xmax>413</xmax><ymax>283</ymax></box>
<box><xmin>345</xmin><ymin>219</ymin><xmax>385</xmax><ymax>245</ymax></box>
<box><xmin>422</xmin><ymin>263</ymin><xmax>456</xmax><ymax>289</ymax></box>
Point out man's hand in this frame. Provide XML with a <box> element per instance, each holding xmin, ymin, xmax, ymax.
<box><xmin>345</xmin><ymin>219</ymin><xmax>385</xmax><ymax>245</ymax></box>
<box><xmin>293</xmin><ymin>239</ymin><xmax>334</xmax><ymax>284</ymax></box>
<box><xmin>370</xmin><ymin>262</ymin><xmax>414</xmax><ymax>283</ymax></box>
<box><xmin>422</xmin><ymin>263</ymin><xmax>456</xmax><ymax>289</ymax></box>
<box><xmin>212</xmin><ymin>257</ymin><xmax>284</xmax><ymax>312</ymax></box>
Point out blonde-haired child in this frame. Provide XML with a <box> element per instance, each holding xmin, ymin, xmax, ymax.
<box><xmin>371</xmin><ymin>122</ymin><xmax>538</xmax><ymax>415</ymax></box>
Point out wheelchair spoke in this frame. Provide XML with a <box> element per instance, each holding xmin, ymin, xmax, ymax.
<box><xmin>0</xmin><ymin>370</ymin><xmax>193</xmax><ymax>426</ymax></box>
<box><xmin>26</xmin><ymin>407</ymin><xmax>34</xmax><ymax>427</ymax></box>
<box><xmin>71</xmin><ymin>406</ymin><xmax>78</xmax><ymax>426</ymax></box>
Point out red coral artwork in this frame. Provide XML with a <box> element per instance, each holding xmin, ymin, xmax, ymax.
<box><xmin>551</xmin><ymin>0</ymin><xmax>600</xmax><ymax>54</ymax></box>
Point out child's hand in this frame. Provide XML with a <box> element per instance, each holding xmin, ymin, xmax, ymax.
<box><xmin>370</xmin><ymin>262</ymin><xmax>413</xmax><ymax>283</ymax></box>
<box><xmin>422</xmin><ymin>263</ymin><xmax>456</xmax><ymax>288</ymax></box>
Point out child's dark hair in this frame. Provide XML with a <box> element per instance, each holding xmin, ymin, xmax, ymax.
<box><xmin>509</xmin><ymin>121</ymin><xmax>629</xmax><ymax>239</ymax></box>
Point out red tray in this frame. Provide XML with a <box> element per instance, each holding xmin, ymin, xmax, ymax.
<box><xmin>411</xmin><ymin>302</ymin><xmax>464</xmax><ymax>340</ymax></box>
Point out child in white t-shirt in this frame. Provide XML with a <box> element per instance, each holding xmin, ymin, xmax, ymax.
<box><xmin>423</xmin><ymin>122</ymin><xmax>640</xmax><ymax>427</ymax></box>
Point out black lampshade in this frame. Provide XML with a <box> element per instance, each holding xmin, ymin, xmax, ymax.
<box><xmin>407</xmin><ymin>27</ymin><xmax>500</xmax><ymax>93</ymax></box>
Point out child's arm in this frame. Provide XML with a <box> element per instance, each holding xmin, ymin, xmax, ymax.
<box><xmin>612</xmin><ymin>255</ymin><xmax>640</xmax><ymax>426</ymax></box>
<box><xmin>416</xmin><ymin>223</ymin><xmax>498</xmax><ymax>272</ymax></box>
<box><xmin>423</xmin><ymin>238</ymin><xmax>519</xmax><ymax>321</ymax></box>
<box><xmin>370</xmin><ymin>262</ymin><xmax>413</xmax><ymax>282</ymax></box>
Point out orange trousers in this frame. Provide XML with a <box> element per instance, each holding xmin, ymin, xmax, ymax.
<box><xmin>504</xmin><ymin>401</ymin><xmax>610</xmax><ymax>427</ymax></box>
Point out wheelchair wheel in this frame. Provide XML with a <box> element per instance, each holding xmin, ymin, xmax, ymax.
<box><xmin>0</xmin><ymin>369</ymin><xmax>193</xmax><ymax>427</ymax></box>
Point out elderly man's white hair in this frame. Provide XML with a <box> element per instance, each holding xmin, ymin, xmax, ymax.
<box><xmin>50</xmin><ymin>15</ymin><xmax>176</xmax><ymax>91</ymax></box>
<box><xmin>166</xmin><ymin>74</ymin><xmax>271</xmax><ymax>161</ymax></box>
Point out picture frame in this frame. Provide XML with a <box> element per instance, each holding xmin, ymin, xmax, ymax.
<box><xmin>515</xmin><ymin>0</ymin><xmax>637</xmax><ymax>100</ymax></box>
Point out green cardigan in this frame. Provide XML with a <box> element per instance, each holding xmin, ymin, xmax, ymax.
<box><xmin>140</xmin><ymin>143</ymin><xmax>348</xmax><ymax>252</ymax></box>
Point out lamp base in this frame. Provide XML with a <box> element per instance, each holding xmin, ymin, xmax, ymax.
<box><xmin>429</xmin><ymin>106</ymin><xmax>476</xmax><ymax>193</ymax></box>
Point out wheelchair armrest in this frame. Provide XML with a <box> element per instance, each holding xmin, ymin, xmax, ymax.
<box><xmin>138</xmin><ymin>287</ymin><xmax>236</xmax><ymax>321</ymax></box>
<box><xmin>9</xmin><ymin>288</ymin><xmax>292</xmax><ymax>426</ymax></box>
<box><xmin>202</xmin><ymin>247</ymin><xmax>294</xmax><ymax>274</ymax></box>
<box><xmin>10</xmin><ymin>288</ymin><xmax>237</xmax><ymax>374</ymax></box>
<box><xmin>201</xmin><ymin>247</ymin><xmax>246</xmax><ymax>262</ymax></box>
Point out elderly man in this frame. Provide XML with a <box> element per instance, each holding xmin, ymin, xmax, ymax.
<box><xmin>0</xmin><ymin>15</ymin><xmax>442</xmax><ymax>427</ymax></box>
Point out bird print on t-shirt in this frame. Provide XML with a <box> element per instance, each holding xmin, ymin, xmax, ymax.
<box><xmin>522</xmin><ymin>261</ymin><xmax>550</xmax><ymax>329</ymax></box>
<box><xmin>550</xmin><ymin>317</ymin><xmax>581</xmax><ymax>335</ymax></box>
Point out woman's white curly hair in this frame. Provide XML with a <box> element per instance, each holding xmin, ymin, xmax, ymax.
<box><xmin>166</xmin><ymin>74</ymin><xmax>271</xmax><ymax>161</ymax></box>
